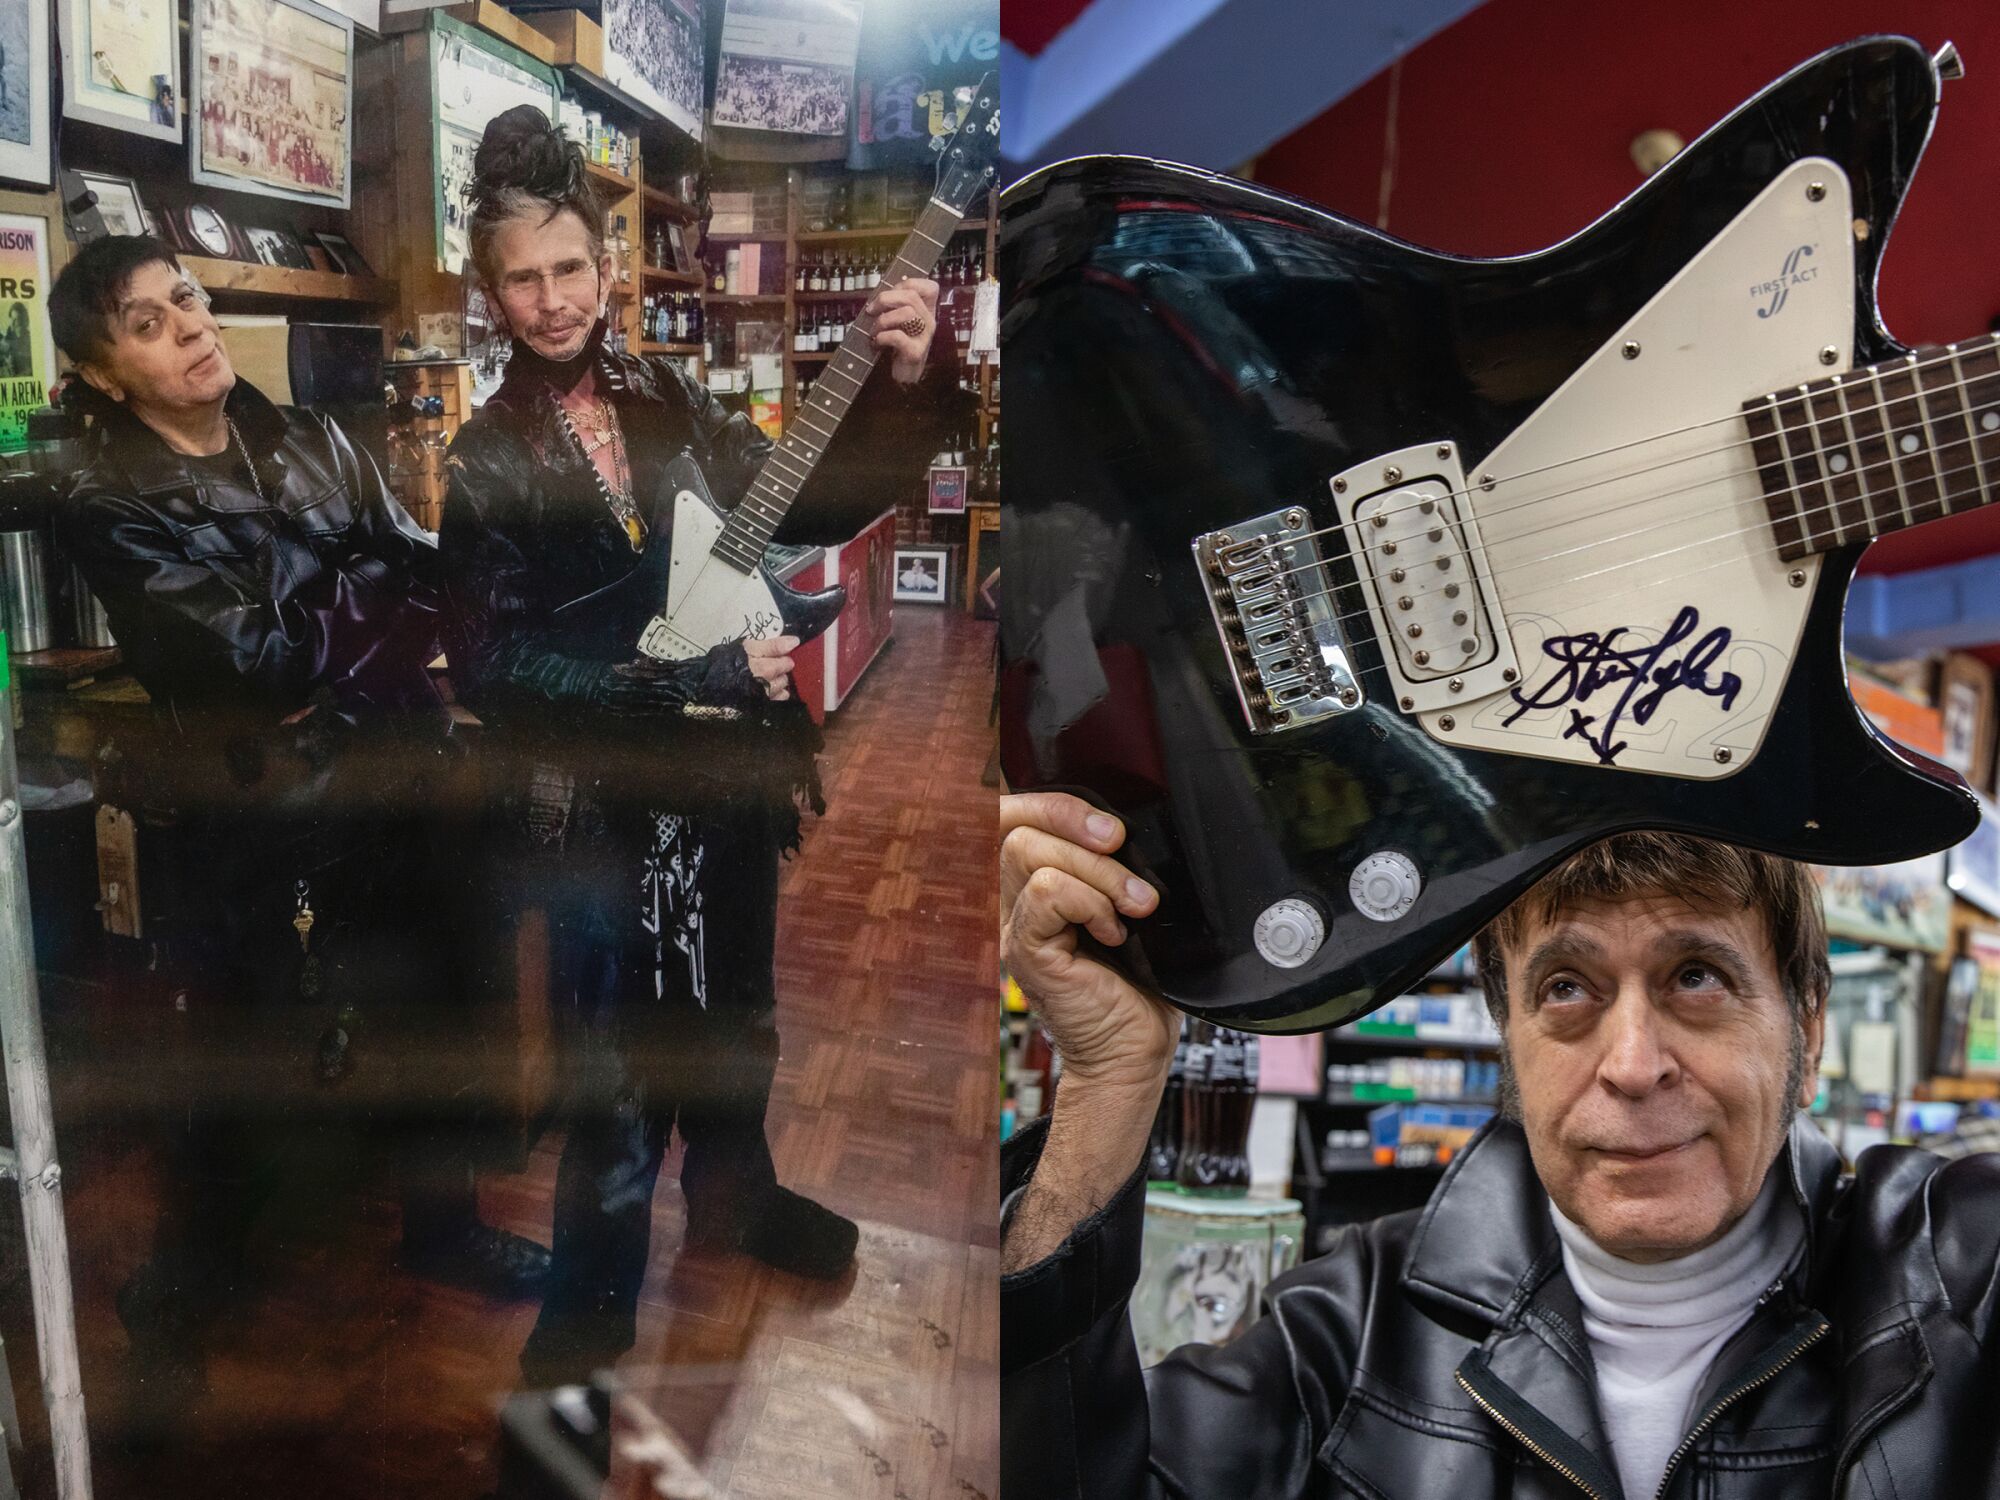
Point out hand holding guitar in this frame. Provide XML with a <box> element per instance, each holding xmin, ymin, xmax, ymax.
<box><xmin>867</xmin><ymin>277</ymin><xmax>941</xmax><ymax>383</ymax></box>
<box><xmin>1000</xmin><ymin>791</ymin><xmax>1173</xmax><ymax>1272</ymax></box>
<box><xmin>744</xmin><ymin>635</ymin><xmax>798</xmax><ymax>701</ymax></box>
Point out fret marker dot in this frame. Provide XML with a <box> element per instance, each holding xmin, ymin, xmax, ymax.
<box><xmin>1983</xmin><ymin>412</ymin><xmax>2000</xmax><ymax>432</ymax></box>
<box><xmin>1827</xmin><ymin>452</ymin><xmax>1850</xmax><ymax>473</ymax></box>
<box><xmin>1899</xmin><ymin>433</ymin><xmax>1921</xmax><ymax>454</ymax></box>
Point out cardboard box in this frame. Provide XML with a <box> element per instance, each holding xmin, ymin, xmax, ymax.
<box><xmin>524</xmin><ymin>9</ymin><xmax>604</xmax><ymax>75</ymax></box>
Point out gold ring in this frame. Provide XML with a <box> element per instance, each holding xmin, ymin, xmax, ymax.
<box><xmin>899</xmin><ymin>315</ymin><xmax>926</xmax><ymax>338</ymax></box>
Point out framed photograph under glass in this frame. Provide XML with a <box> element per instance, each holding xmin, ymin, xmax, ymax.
<box><xmin>311</xmin><ymin>229</ymin><xmax>371</xmax><ymax>278</ymax></box>
<box><xmin>59</xmin><ymin>0</ymin><xmax>182</xmax><ymax>142</ymax></box>
<box><xmin>191</xmin><ymin>0</ymin><xmax>355</xmax><ymax>208</ymax></box>
<box><xmin>0</xmin><ymin>0</ymin><xmax>52</xmax><ymax>186</ymax></box>
<box><xmin>75</xmin><ymin>170</ymin><xmax>148</xmax><ymax>238</ymax></box>
<box><xmin>892</xmin><ymin>545</ymin><xmax>950</xmax><ymax>604</ymax></box>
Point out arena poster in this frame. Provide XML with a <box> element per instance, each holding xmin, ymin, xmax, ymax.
<box><xmin>848</xmin><ymin>0</ymin><xmax>996</xmax><ymax>170</ymax></box>
<box><xmin>0</xmin><ymin>0</ymin><xmax>52</xmax><ymax>186</ymax></box>
<box><xmin>191</xmin><ymin>0</ymin><xmax>354</xmax><ymax>207</ymax></box>
<box><xmin>601</xmin><ymin>0</ymin><xmax>703</xmax><ymax>143</ymax></box>
<box><xmin>1966</xmin><ymin>929</ymin><xmax>2000</xmax><ymax>1078</ymax></box>
<box><xmin>713</xmin><ymin>0</ymin><xmax>862</xmax><ymax>137</ymax></box>
<box><xmin>0</xmin><ymin>214</ymin><xmax>53</xmax><ymax>453</ymax></box>
<box><xmin>59</xmin><ymin>0</ymin><xmax>182</xmax><ymax>141</ymax></box>
<box><xmin>430</xmin><ymin>12</ymin><xmax>558</xmax><ymax>275</ymax></box>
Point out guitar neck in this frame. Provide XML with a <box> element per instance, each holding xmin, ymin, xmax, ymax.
<box><xmin>1745</xmin><ymin>333</ymin><xmax>2000</xmax><ymax>559</ymax></box>
<box><xmin>711</xmin><ymin>195</ymin><xmax>966</xmax><ymax>574</ymax></box>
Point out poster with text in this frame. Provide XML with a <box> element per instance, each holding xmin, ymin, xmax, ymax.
<box><xmin>1966</xmin><ymin>930</ymin><xmax>2000</xmax><ymax>1078</ymax></box>
<box><xmin>60</xmin><ymin>0</ymin><xmax>182</xmax><ymax>140</ymax></box>
<box><xmin>192</xmin><ymin>0</ymin><xmax>354</xmax><ymax>206</ymax></box>
<box><xmin>713</xmin><ymin>0</ymin><xmax>861</xmax><ymax>137</ymax></box>
<box><xmin>1813</xmin><ymin>851</ymin><xmax>1952</xmax><ymax>954</ymax></box>
<box><xmin>432</xmin><ymin>12</ymin><xmax>557</xmax><ymax>275</ymax></box>
<box><xmin>601</xmin><ymin>0</ymin><xmax>702</xmax><ymax>142</ymax></box>
<box><xmin>0</xmin><ymin>0</ymin><xmax>52</xmax><ymax>184</ymax></box>
<box><xmin>0</xmin><ymin>215</ymin><xmax>53</xmax><ymax>453</ymax></box>
<box><xmin>849</xmin><ymin>0</ymin><xmax>995</xmax><ymax>170</ymax></box>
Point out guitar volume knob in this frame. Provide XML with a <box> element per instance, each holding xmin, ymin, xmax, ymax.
<box><xmin>1350</xmin><ymin>852</ymin><xmax>1421</xmax><ymax>922</ymax></box>
<box><xmin>1254</xmin><ymin>898</ymin><xmax>1325</xmax><ymax>969</ymax></box>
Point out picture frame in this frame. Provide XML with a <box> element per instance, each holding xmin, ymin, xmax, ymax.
<box><xmin>0</xmin><ymin>212</ymin><xmax>57</xmax><ymax>453</ymax></box>
<box><xmin>0</xmin><ymin>0</ymin><xmax>53</xmax><ymax>186</ymax></box>
<box><xmin>927</xmin><ymin>464</ymin><xmax>968</xmax><ymax>515</ymax></box>
<box><xmin>75</xmin><ymin>171</ymin><xmax>149</xmax><ymax>238</ymax></box>
<box><xmin>58</xmin><ymin>0</ymin><xmax>183</xmax><ymax>143</ymax></box>
<box><xmin>311</xmin><ymin>229</ymin><xmax>372</xmax><ymax>278</ymax></box>
<box><xmin>243</xmin><ymin>225</ymin><xmax>291</xmax><ymax>269</ymax></box>
<box><xmin>892</xmin><ymin>546</ymin><xmax>950</xmax><ymax>605</ymax></box>
<box><xmin>271</xmin><ymin>227</ymin><xmax>314</xmax><ymax>271</ymax></box>
<box><xmin>191</xmin><ymin>0</ymin><xmax>356</xmax><ymax>208</ymax></box>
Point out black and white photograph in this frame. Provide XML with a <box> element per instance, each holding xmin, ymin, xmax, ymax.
<box><xmin>59</xmin><ymin>0</ymin><xmax>182</xmax><ymax>141</ymax></box>
<box><xmin>75</xmin><ymin>171</ymin><xmax>148</xmax><ymax>238</ymax></box>
<box><xmin>893</xmin><ymin>545</ymin><xmax>949</xmax><ymax>603</ymax></box>
<box><xmin>244</xmin><ymin>224</ymin><xmax>302</xmax><ymax>269</ymax></box>
<box><xmin>0</xmin><ymin>0</ymin><xmax>51</xmax><ymax>185</ymax></box>
<box><xmin>713</xmin><ymin>0</ymin><xmax>862</xmax><ymax>137</ymax></box>
<box><xmin>192</xmin><ymin>0</ymin><xmax>355</xmax><ymax>206</ymax></box>
<box><xmin>601</xmin><ymin>0</ymin><xmax>703</xmax><ymax>141</ymax></box>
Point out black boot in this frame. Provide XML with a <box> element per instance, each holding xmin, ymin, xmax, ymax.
<box><xmin>687</xmin><ymin>1185</ymin><xmax>858</xmax><ymax>1280</ymax></box>
<box><xmin>401</xmin><ymin>1219</ymin><xmax>553</xmax><ymax>1300</ymax></box>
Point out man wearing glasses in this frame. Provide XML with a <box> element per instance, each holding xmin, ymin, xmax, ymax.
<box><xmin>47</xmin><ymin>235</ymin><xmax>550</xmax><ymax>1426</ymax></box>
<box><xmin>441</xmin><ymin>106</ymin><xmax>958</xmax><ymax>1384</ymax></box>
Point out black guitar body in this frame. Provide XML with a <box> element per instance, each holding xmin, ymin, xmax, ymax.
<box><xmin>998</xmin><ymin>35</ymin><xmax>1979</xmax><ymax>1033</ymax></box>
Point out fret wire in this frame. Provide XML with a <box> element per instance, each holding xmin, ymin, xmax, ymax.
<box><xmin>1945</xmin><ymin>345</ymin><xmax>1994</xmax><ymax>501</ymax></box>
<box><xmin>1902</xmin><ymin>355</ymin><xmax>1953</xmax><ymax>519</ymax></box>
<box><xmin>1917</xmin><ymin>348</ymin><xmax>1984</xmax><ymax>515</ymax></box>
<box><xmin>1800</xmin><ymin>382</ymin><xmax>1862</xmax><ymax>547</ymax></box>
<box><xmin>1830</xmin><ymin>375</ymin><xmax>1874</xmax><ymax>546</ymax></box>
<box><xmin>1779</xmin><ymin>386</ymin><xmax>1838</xmax><ymax>551</ymax></box>
<box><xmin>1865</xmin><ymin>368</ymin><xmax>1918</xmax><ymax>530</ymax></box>
<box><xmin>1762</xmin><ymin>394</ymin><xmax>1813</xmax><ymax>551</ymax></box>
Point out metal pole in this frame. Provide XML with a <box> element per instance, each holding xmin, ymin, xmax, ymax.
<box><xmin>0</xmin><ymin>636</ymin><xmax>92</xmax><ymax>1498</ymax></box>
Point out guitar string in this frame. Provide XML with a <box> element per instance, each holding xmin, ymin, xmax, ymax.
<box><xmin>1236</xmin><ymin>382</ymin><xmax>2000</xmax><ymax>627</ymax></box>
<box><xmin>1269</xmin><ymin>444</ymin><xmax>1999</xmax><ymax>644</ymax></box>
<box><xmin>1220</xmin><ymin>339</ymin><xmax>2000</xmax><ymax>567</ymax></box>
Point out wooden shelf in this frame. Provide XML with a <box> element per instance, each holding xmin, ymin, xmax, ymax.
<box><xmin>643</xmin><ymin>266</ymin><xmax>704</xmax><ymax>287</ymax></box>
<box><xmin>640</xmin><ymin>342</ymin><xmax>702</xmax><ymax>355</ymax></box>
<box><xmin>584</xmin><ymin>160</ymin><xmax>637</xmax><ymax>194</ymax></box>
<box><xmin>643</xmin><ymin>185</ymin><xmax>698</xmax><ymax>222</ymax></box>
<box><xmin>707</xmin><ymin>292</ymin><xmax>784</xmax><ymax>305</ymax></box>
<box><xmin>703</xmin><ymin>229</ymin><xmax>787</xmax><ymax>243</ymax></box>
<box><xmin>180</xmin><ymin>255</ymin><xmax>398</xmax><ymax>306</ymax></box>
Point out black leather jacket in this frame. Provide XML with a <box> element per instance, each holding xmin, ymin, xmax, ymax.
<box><xmin>1002</xmin><ymin>1115</ymin><xmax>2000</xmax><ymax>1500</ymax></box>
<box><xmin>59</xmin><ymin>378</ymin><xmax>443</xmax><ymax>730</ymax></box>
<box><xmin>438</xmin><ymin>338</ymin><xmax>959</xmax><ymax>812</ymax></box>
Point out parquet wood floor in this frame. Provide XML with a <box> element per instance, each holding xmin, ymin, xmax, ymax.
<box><xmin>4</xmin><ymin>605</ymin><xmax>999</xmax><ymax>1499</ymax></box>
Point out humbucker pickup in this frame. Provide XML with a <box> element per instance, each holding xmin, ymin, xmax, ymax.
<box><xmin>1328</xmin><ymin>442</ymin><xmax>1521</xmax><ymax>716</ymax></box>
<box><xmin>1193</xmin><ymin>506</ymin><xmax>1362</xmax><ymax>734</ymax></box>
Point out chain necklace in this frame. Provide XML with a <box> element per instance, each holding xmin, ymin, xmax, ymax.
<box><xmin>559</xmin><ymin>396</ymin><xmax>644</xmax><ymax>552</ymax></box>
<box><xmin>227</xmin><ymin>416</ymin><xmax>268</xmax><ymax>505</ymax></box>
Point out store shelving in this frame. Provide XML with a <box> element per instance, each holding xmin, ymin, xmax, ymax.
<box><xmin>181</xmin><ymin>256</ymin><xmax>399</xmax><ymax>308</ymax></box>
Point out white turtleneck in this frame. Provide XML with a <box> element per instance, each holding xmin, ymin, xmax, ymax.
<box><xmin>1548</xmin><ymin>1159</ymin><xmax>1803</xmax><ymax>1500</ymax></box>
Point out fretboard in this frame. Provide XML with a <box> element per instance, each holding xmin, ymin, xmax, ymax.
<box><xmin>1744</xmin><ymin>334</ymin><xmax>2000</xmax><ymax>560</ymax></box>
<box><xmin>710</xmin><ymin>194</ymin><xmax>967</xmax><ymax>574</ymax></box>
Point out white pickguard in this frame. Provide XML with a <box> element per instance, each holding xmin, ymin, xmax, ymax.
<box><xmin>1431</xmin><ymin>157</ymin><xmax>1855</xmax><ymax>778</ymax></box>
<box><xmin>635</xmin><ymin>489</ymin><xmax>788</xmax><ymax>661</ymax></box>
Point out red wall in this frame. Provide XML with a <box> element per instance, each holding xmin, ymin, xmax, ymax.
<box><xmin>1002</xmin><ymin>0</ymin><xmax>1094</xmax><ymax>57</ymax></box>
<box><xmin>1256</xmin><ymin>0</ymin><xmax>2000</xmax><ymax>576</ymax></box>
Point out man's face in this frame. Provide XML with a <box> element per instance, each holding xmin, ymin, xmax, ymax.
<box><xmin>1501</xmin><ymin>892</ymin><xmax>1822</xmax><ymax>1262</ymax></box>
<box><xmin>485</xmin><ymin>209</ymin><xmax>611</xmax><ymax>361</ymax></box>
<box><xmin>79</xmin><ymin>260</ymin><xmax>235</xmax><ymax>416</ymax></box>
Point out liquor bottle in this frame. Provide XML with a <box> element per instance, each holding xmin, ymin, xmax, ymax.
<box><xmin>1174</xmin><ymin>1022</ymin><xmax>1215</xmax><ymax>1191</ymax></box>
<box><xmin>1185</xmin><ymin>1028</ymin><xmax>1257</xmax><ymax>1195</ymax></box>
<box><xmin>795</xmin><ymin>258</ymin><xmax>808</xmax><ymax>293</ymax></box>
<box><xmin>1146</xmin><ymin>1017</ymin><xmax>1192</xmax><ymax>1182</ymax></box>
<box><xmin>809</xmin><ymin>254</ymin><xmax>825</xmax><ymax>293</ymax></box>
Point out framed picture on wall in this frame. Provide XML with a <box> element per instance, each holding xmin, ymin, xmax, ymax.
<box><xmin>191</xmin><ymin>0</ymin><xmax>355</xmax><ymax>207</ymax></box>
<box><xmin>927</xmin><ymin>464</ymin><xmax>968</xmax><ymax>515</ymax></box>
<box><xmin>0</xmin><ymin>0</ymin><xmax>52</xmax><ymax>186</ymax></box>
<box><xmin>892</xmin><ymin>546</ymin><xmax>950</xmax><ymax>604</ymax></box>
<box><xmin>0</xmin><ymin>213</ymin><xmax>56</xmax><ymax>452</ymax></box>
<box><xmin>74</xmin><ymin>171</ymin><xmax>149</xmax><ymax>238</ymax></box>
<box><xmin>59</xmin><ymin>0</ymin><xmax>182</xmax><ymax>142</ymax></box>
<box><xmin>310</xmin><ymin>229</ymin><xmax>371</xmax><ymax>277</ymax></box>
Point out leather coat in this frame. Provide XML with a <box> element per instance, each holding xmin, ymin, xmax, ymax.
<box><xmin>1001</xmin><ymin>1114</ymin><xmax>2000</xmax><ymax>1500</ymax></box>
<box><xmin>58</xmin><ymin>377</ymin><xmax>445</xmax><ymax>739</ymax></box>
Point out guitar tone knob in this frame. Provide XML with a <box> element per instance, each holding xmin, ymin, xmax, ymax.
<box><xmin>1254</xmin><ymin>899</ymin><xmax>1325</xmax><ymax>969</ymax></box>
<box><xmin>1350</xmin><ymin>852</ymin><xmax>1421</xmax><ymax>922</ymax></box>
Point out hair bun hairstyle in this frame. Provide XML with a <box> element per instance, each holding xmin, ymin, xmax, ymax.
<box><xmin>469</xmin><ymin>104</ymin><xmax>587</xmax><ymax>215</ymax></box>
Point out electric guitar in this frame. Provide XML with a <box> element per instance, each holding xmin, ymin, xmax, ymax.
<box><xmin>614</xmin><ymin>79</ymin><xmax>1000</xmax><ymax>664</ymax></box>
<box><xmin>998</xmin><ymin>35</ymin><xmax>1987</xmax><ymax>1033</ymax></box>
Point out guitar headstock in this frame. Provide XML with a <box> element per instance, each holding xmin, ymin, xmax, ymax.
<box><xmin>930</xmin><ymin>73</ymin><xmax>999</xmax><ymax>215</ymax></box>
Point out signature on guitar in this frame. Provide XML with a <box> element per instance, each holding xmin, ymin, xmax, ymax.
<box><xmin>1501</xmin><ymin>605</ymin><xmax>1743</xmax><ymax>766</ymax></box>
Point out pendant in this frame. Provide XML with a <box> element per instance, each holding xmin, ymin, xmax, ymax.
<box><xmin>294</xmin><ymin>906</ymin><xmax>315</xmax><ymax>952</ymax></box>
<box><xmin>623</xmin><ymin>512</ymin><xmax>645</xmax><ymax>551</ymax></box>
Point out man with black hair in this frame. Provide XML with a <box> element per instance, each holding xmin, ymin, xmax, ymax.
<box><xmin>48</xmin><ymin>236</ymin><xmax>550</xmax><ymax>1407</ymax></box>
<box><xmin>441</xmin><ymin>105</ymin><xmax>963</xmax><ymax>1384</ymax></box>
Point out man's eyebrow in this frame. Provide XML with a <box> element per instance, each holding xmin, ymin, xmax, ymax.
<box><xmin>1647</xmin><ymin>929</ymin><xmax>1757</xmax><ymax>978</ymax></box>
<box><xmin>1518</xmin><ymin>932</ymin><xmax>1605</xmax><ymax>994</ymax></box>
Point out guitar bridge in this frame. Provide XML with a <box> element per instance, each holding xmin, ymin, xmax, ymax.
<box><xmin>1193</xmin><ymin>506</ymin><xmax>1362</xmax><ymax>734</ymax></box>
